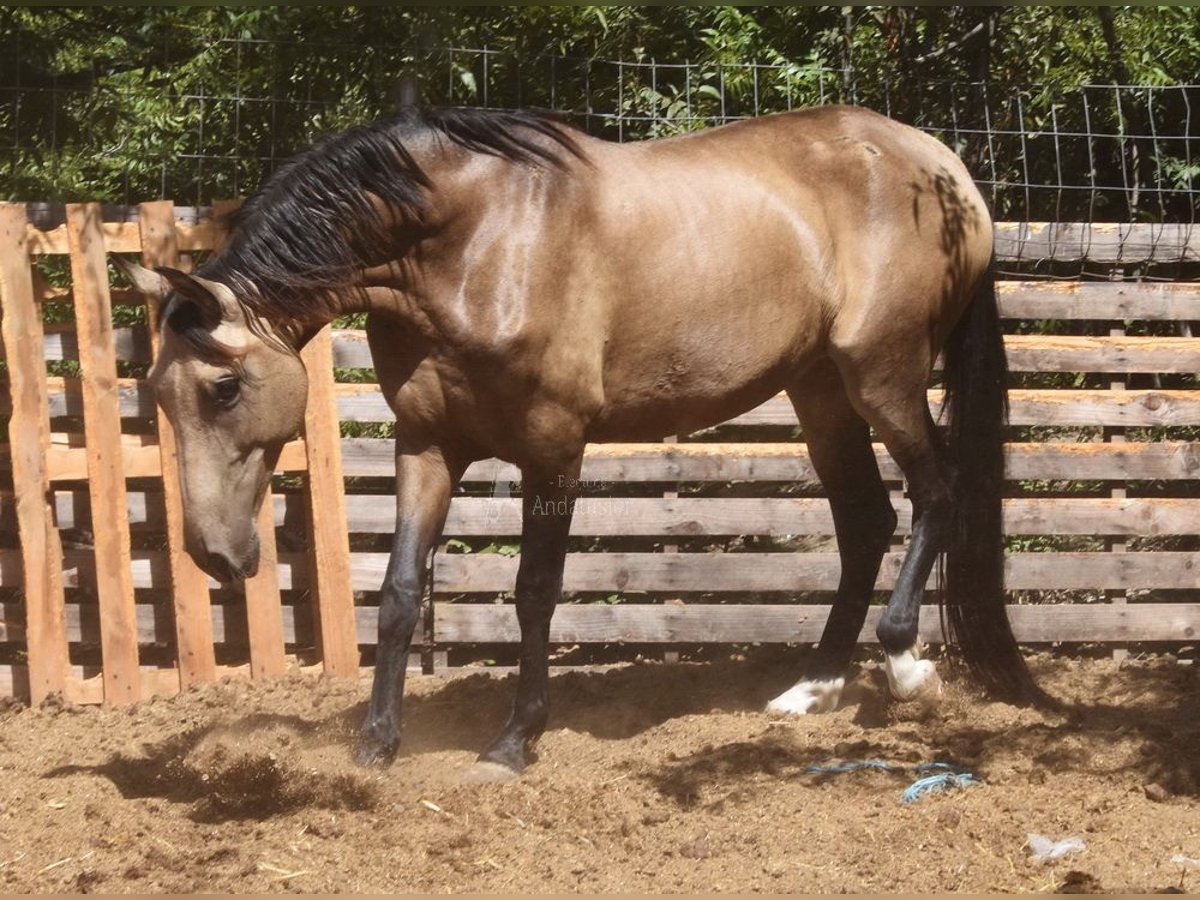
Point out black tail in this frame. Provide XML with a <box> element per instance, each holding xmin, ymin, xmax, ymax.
<box><xmin>941</xmin><ymin>258</ymin><xmax>1051</xmax><ymax>706</ymax></box>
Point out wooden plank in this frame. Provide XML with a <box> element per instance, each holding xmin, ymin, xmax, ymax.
<box><xmin>299</xmin><ymin>326</ymin><xmax>359</xmax><ymax>677</ymax></box>
<box><xmin>26</xmin><ymin>220</ymin><xmax>217</xmax><ymax>256</ymax></box>
<box><xmin>244</xmin><ymin>495</ymin><xmax>288</xmax><ymax>677</ymax></box>
<box><xmin>9</xmin><ymin>438</ymin><xmax>1200</xmax><ymax>486</ymax></box>
<box><xmin>0</xmin><ymin>203</ymin><xmax>69</xmax><ymax>702</ymax></box>
<box><xmin>66</xmin><ymin>203</ymin><xmax>140</xmax><ymax>705</ymax></box>
<box><xmin>12</xmin><ymin>439</ymin><xmax>1200</xmax><ymax>540</ymax></box>
<box><xmin>1</xmin><ymin>548</ymin><xmax>1199</xmax><ymax>596</ymax></box>
<box><xmin>994</xmin><ymin>222</ymin><xmax>1200</xmax><ymax>264</ymax></box>
<box><xmin>38</xmin><ymin>322</ymin><xmax>148</xmax><ymax>362</ymax></box>
<box><xmin>139</xmin><ymin>200</ymin><xmax>217</xmax><ymax>687</ymax></box>
<box><xmin>328</xmin><ymin>329</ymin><xmax>1200</xmax><ymax>375</ymax></box>
<box><xmin>1</xmin><ymin>661</ymin><xmax>337</xmax><ymax>704</ymax></box>
<box><xmin>380</xmin><ymin>440</ymin><xmax>1200</xmax><ymax>484</ymax></box>
<box><xmin>997</xmin><ymin>281</ymin><xmax>1200</xmax><ymax>321</ymax></box>
<box><xmin>0</xmin><ymin>593</ymin><xmax>1196</xmax><ymax>699</ymax></box>
<box><xmin>432</xmin><ymin>601</ymin><xmax>1200</xmax><ymax>645</ymax></box>
<box><xmin>36</xmin><ymin>314</ymin><xmax>1200</xmax><ymax>370</ymax></box>
<box><xmin>1002</xmin><ymin>334</ymin><xmax>1200</xmax><ymax>374</ymax></box>
<box><xmin>4</xmin><ymin>599</ymin><xmax>337</xmax><ymax>646</ymax></box>
<box><xmin>9</xmin><ymin>486</ymin><xmax>1200</xmax><ymax>541</ymax></box>
<box><xmin>721</xmin><ymin>389</ymin><xmax>1200</xmax><ymax>430</ymax></box>
<box><xmin>430</xmin><ymin>550</ymin><xmax>1200</xmax><ymax>595</ymax></box>
<box><xmin>4</xmin><ymin>564</ymin><xmax>1195</xmax><ymax>648</ymax></box>
<box><xmin>22</xmin><ymin>380</ymin><xmax>1200</xmax><ymax>428</ymax></box>
<box><xmin>425</xmin><ymin>496</ymin><xmax>1200</xmax><ymax>539</ymax></box>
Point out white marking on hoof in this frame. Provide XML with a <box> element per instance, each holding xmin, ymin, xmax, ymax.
<box><xmin>765</xmin><ymin>677</ymin><xmax>845</xmax><ymax>716</ymax></box>
<box><xmin>885</xmin><ymin>648</ymin><xmax>943</xmax><ymax>702</ymax></box>
<box><xmin>461</xmin><ymin>760</ymin><xmax>521</xmax><ymax>786</ymax></box>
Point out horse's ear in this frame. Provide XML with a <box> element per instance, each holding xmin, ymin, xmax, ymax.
<box><xmin>113</xmin><ymin>257</ymin><xmax>169</xmax><ymax>300</ymax></box>
<box><xmin>154</xmin><ymin>267</ymin><xmax>240</xmax><ymax>324</ymax></box>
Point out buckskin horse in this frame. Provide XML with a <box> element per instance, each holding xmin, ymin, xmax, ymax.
<box><xmin>118</xmin><ymin>105</ymin><xmax>1047</xmax><ymax>782</ymax></box>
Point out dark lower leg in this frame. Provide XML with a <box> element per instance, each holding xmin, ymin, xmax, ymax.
<box><xmin>793</xmin><ymin>382</ymin><xmax>897</xmax><ymax>682</ymax></box>
<box><xmin>875</xmin><ymin>496</ymin><xmax>951</xmax><ymax>655</ymax></box>
<box><xmin>768</xmin><ymin>382</ymin><xmax>896</xmax><ymax>714</ymax></box>
<box><xmin>807</xmin><ymin>495</ymin><xmax>896</xmax><ymax>680</ymax></box>
<box><xmin>871</xmin><ymin>418</ymin><xmax>954</xmax><ymax>699</ymax></box>
<box><xmin>477</xmin><ymin>468</ymin><xmax>577</xmax><ymax>773</ymax></box>
<box><xmin>357</xmin><ymin>448</ymin><xmax>459</xmax><ymax>766</ymax></box>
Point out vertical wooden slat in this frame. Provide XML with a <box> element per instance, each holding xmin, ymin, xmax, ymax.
<box><xmin>137</xmin><ymin>200</ymin><xmax>217</xmax><ymax>686</ymax></box>
<box><xmin>0</xmin><ymin>203</ymin><xmax>68</xmax><ymax>702</ymax></box>
<box><xmin>247</xmin><ymin>496</ymin><xmax>287</xmax><ymax>677</ymax></box>
<box><xmin>661</xmin><ymin>434</ymin><xmax>681</xmax><ymax>665</ymax></box>
<box><xmin>301</xmin><ymin>327</ymin><xmax>359</xmax><ymax>677</ymax></box>
<box><xmin>66</xmin><ymin>203</ymin><xmax>139</xmax><ymax>705</ymax></box>
<box><xmin>1106</xmin><ymin>274</ymin><xmax>1130</xmax><ymax>664</ymax></box>
<box><xmin>211</xmin><ymin>199</ymin><xmax>287</xmax><ymax>678</ymax></box>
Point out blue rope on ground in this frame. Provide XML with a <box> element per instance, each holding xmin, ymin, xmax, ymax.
<box><xmin>805</xmin><ymin>759</ymin><xmax>900</xmax><ymax>775</ymax></box>
<box><xmin>806</xmin><ymin>758</ymin><xmax>983</xmax><ymax>803</ymax></box>
<box><xmin>901</xmin><ymin>770</ymin><xmax>983</xmax><ymax>804</ymax></box>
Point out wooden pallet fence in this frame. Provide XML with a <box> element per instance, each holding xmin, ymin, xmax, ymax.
<box><xmin>0</xmin><ymin>204</ymin><xmax>69</xmax><ymax>703</ymax></box>
<box><xmin>2</xmin><ymin>207</ymin><xmax>1200</xmax><ymax>701</ymax></box>
<box><xmin>0</xmin><ymin>202</ymin><xmax>355</xmax><ymax>703</ymax></box>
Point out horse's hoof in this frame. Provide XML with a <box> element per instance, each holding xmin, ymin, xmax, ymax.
<box><xmin>765</xmin><ymin>677</ymin><xmax>845</xmax><ymax>716</ymax></box>
<box><xmin>461</xmin><ymin>759</ymin><xmax>522</xmax><ymax>785</ymax></box>
<box><xmin>354</xmin><ymin>736</ymin><xmax>398</xmax><ymax>768</ymax></box>
<box><xmin>885</xmin><ymin>650</ymin><xmax>943</xmax><ymax>703</ymax></box>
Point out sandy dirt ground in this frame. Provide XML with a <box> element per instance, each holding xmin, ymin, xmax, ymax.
<box><xmin>1</xmin><ymin>651</ymin><xmax>1198</xmax><ymax>893</ymax></box>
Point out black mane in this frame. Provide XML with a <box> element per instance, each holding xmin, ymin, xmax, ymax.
<box><xmin>187</xmin><ymin>107</ymin><xmax>584</xmax><ymax>336</ymax></box>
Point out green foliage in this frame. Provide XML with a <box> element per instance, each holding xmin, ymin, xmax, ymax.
<box><xmin>3</xmin><ymin>6</ymin><xmax>1197</xmax><ymax>217</ymax></box>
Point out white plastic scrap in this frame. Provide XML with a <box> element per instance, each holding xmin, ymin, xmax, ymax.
<box><xmin>1027</xmin><ymin>833</ymin><xmax>1087</xmax><ymax>863</ymax></box>
<box><xmin>1170</xmin><ymin>854</ymin><xmax>1200</xmax><ymax>869</ymax></box>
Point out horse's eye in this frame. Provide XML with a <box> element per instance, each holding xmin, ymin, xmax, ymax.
<box><xmin>212</xmin><ymin>375</ymin><xmax>241</xmax><ymax>408</ymax></box>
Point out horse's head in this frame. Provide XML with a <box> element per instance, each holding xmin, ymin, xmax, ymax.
<box><xmin>119</xmin><ymin>260</ymin><xmax>309</xmax><ymax>583</ymax></box>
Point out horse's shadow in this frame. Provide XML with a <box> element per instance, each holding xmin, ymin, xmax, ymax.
<box><xmin>346</xmin><ymin>653</ymin><xmax>814</xmax><ymax>754</ymax></box>
<box><xmin>45</xmin><ymin>712</ymin><xmax>373</xmax><ymax>824</ymax></box>
<box><xmin>44</xmin><ymin>656</ymin><xmax>1200</xmax><ymax>824</ymax></box>
<box><xmin>631</xmin><ymin>657</ymin><xmax>1200</xmax><ymax>809</ymax></box>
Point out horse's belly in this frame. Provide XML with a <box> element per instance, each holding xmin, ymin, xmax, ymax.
<box><xmin>585</xmin><ymin>371</ymin><xmax>792</xmax><ymax>441</ymax></box>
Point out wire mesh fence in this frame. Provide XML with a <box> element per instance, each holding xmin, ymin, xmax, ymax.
<box><xmin>2</xmin><ymin>38</ymin><xmax>1198</xmax><ymax>273</ymax></box>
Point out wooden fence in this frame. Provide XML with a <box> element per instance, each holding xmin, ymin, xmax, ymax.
<box><xmin>1</xmin><ymin>203</ymin><xmax>1199</xmax><ymax>704</ymax></box>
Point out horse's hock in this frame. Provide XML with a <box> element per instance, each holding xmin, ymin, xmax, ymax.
<box><xmin>2</xmin><ymin>201</ymin><xmax>1200</xmax><ymax>704</ymax></box>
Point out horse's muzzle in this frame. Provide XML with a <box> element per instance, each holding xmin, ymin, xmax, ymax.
<box><xmin>195</xmin><ymin>533</ymin><xmax>260</xmax><ymax>583</ymax></box>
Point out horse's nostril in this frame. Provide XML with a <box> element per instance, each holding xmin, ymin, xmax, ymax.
<box><xmin>204</xmin><ymin>552</ymin><xmax>237</xmax><ymax>583</ymax></box>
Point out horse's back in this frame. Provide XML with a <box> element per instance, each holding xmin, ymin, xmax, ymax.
<box><xmin>575</xmin><ymin>107</ymin><xmax>992</xmax><ymax>440</ymax></box>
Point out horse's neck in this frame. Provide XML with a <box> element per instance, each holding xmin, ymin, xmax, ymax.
<box><xmin>332</xmin><ymin>153</ymin><xmax>505</xmax><ymax>323</ymax></box>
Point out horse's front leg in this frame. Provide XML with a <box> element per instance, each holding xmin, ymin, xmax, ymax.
<box><xmin>467</xmin><ymin>461</ymin><xmax>580</xmax><ymax>782</ymax></box>
<box><xmin>356</xmin><ymin>446</ymin><xmax>462</xmax><ymax>766</ymax></box>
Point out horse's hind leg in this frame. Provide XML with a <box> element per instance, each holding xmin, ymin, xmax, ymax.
<box><xmin>834</xmin><ymin>347</ymin><xmax>952</xmax><ymax>702</ymax></box>
<box><xmin>466</xmin><ymin>460</ymin><xmax>580</xmax><ymax>783</ymax></box>
<box><xmin>766</xmin><ymin>365</ymin><xmax>896</xmax><ymax>715</ymax></box>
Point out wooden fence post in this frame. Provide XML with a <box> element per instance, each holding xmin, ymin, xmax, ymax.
<box><xmin>66</xmin><ymin>203</ymin><xmax>139</xmax><ymax>705</ymax></box>
<box><xmin>211</xmin><ymin>199</ymin><xmax>287</xmax><ymax>678</ymax></box>
<box><xmin>300</xmin><ymin>327</ymin><xmax>359</xmax><ymax>677</ymax></box>
<box><xmin>136</xmin><ymin>200</ymin><xmax>217</xmax><ymax>687</ymax></box>
<box><xmin>0</xmin><ymin>203</ymin><xmax>69</xmax><ymax>703</ymax></box>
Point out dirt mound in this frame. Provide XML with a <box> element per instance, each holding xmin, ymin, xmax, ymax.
<box><xmin>1</xmin><ymin>653</ymin><xmax>1198</xmax><ymax>893</ymax></box>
